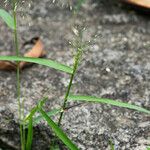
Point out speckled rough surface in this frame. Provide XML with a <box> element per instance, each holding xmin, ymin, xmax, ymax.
<box><xmin>0</xmin><ymin>0</ymin><xmax>150</xmax><ymax>150</ymax></box>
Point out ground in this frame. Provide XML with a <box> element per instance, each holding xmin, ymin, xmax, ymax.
<box><xmin>0</xmin><ymin>0</ymin><xmax>150</xmax><ymax>149</ymax></box>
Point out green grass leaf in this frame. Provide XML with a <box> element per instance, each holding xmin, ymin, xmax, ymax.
<box><xmin>68</xmin><ymin>95</ymin><xmax>150</xmax><ymax>114</ymax></box>
<box><xmin>24</xmin><ymin>106</ymin><xmax>38</xmax><ymax>123</ymax></box>
<box><xmin>0</xmin><ymin>56</ymin><xmax>73</xmax><ymax>74</ymax></box>
<box><xmin>24</xmin><ymin>97</ymin><xmax>48</xmax><ymax>123</ymax></box>
<box><xmin>147</xmin><ymin>147</ymin><xmax>150</xmax><ymax>150</ymax></box>
<box><xmin>38</xmin><ymin>108</ymin><xmax>79</xmax><ymax>150</ymax></box>
<box><xmin>26</xmin><ymin>117</ymin><xmax>33</xmax><ymax>150</ymax></box>
<box><xmin>109</xmin><ymin>140</ymin><xmax>115</xmax><ymax>150</ymax></box>
<box><xmin>33</xmin><ymin>108</ymin><xmax>62</xmax><ymax>126</ymax></box>
<box><xmin>0</xmin><ymin>9</ymin><xmax>15</xmax><ymax>29</ymax></box>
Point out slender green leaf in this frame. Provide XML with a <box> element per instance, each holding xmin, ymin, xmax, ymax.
<box><xmin>109</xmin><ymin>140</ymin><xmax>115</xmax><ymax>150</ymax></box>
<box><xmin>24</xmin><ymin>97</ymin><xmax>48</xmax><ymax>123</ymax></box>
<box><xmin>68</xmin><ymin>95</ymin><xmax>150</xmax><ymax>114</ymax></box>
<box><xmin>0</xmin><ymin>56</ymin><xmax>73</xmax><ymax>74</ymax></box>
<box><xmin>33</xmin><ymin>108</ymin><xmax>62</xmax><ymax>126</ymax></box>
<box><xmin>38</xmin><ymin>97</ymin><xmax>48</xmax><ymax>108</ymax></box>
<box><xmin>0</xmin><ymin>9</ymin><xmax>15</xmax><ymax>29</ymax></box>
<box><xmin>26</xmin><ymin>117</ymin><xmax>33</xmax><ymax>150</ymax></box>
<box><xmin>38</xmin><ymin>108</ymin><xmax>79</xmax><ymax>150</ymax></box>
<box><xmin>24</xmin><ymin>106</ymin><xmax>38</xmax><ymax>123</ymax></box>
<box><xmin>147</xmin><ymin>147</ymin><xmax>150</xmax><ymax>150</ymax></box>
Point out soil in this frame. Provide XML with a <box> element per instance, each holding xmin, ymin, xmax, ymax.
<box><xmin>0</xmin><ymin>0</ymin><xmax>150</xmax><ymax>149</ymax></box>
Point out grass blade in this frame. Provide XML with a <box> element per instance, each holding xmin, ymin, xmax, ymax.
<box><xmin>24</xmin><ymin>97</ymin><xmax>48</xmax><ymax>123</ymax></box>
<box><xmin>33</xmin><ymin>108</ymin><xmax>62</xmax><ymax>126</ymax></box>
<box><xmin>38</xmin><ymin>108</ymin><xmax>79</xmax><ymax>150</ymax></box>
<box><xmin>109</xmin><ymin>140</ymin><xmax>115</xmax><ymax>150</ymax></box>
<box><xmin>26</xmin><ymin>117</ymin><xmax>33</xmax><ymax>150</ymax></box>
<box><xmin>68</xmin><ymin>95</ymin><xmax>150</xmax><ymax>114</ymax></box>
<box><xmin>0</xmin><ymin>56</ymin><xmax>73</xmax><ymax>74</ymax></box>
<box><xmin>24</xmin><ymin>106</ymin><xmax>38</xmax><ymax>123</ymax></box>
<box><xmin>0</xmin><ymin>9</ymin><xmax>15</xmax><ymax>29</ymax></box>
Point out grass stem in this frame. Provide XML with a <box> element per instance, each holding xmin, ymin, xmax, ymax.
<box><xmin>12</xmin><ymin>1</ymin><xmax>25</xmax><ymax>149</ymax></box>
<box><xmin>58</xmin><ymin>48</ymin><xmax>82</xmax><ymax>126</ymax></box>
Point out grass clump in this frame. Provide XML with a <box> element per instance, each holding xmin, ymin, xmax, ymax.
<box><xmin>0</xmin><ymin>1</ymin><xmax>150</xmax><ymax>150</ymax></box>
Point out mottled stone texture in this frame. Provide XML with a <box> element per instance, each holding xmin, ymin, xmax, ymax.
<box><xmin>0</xmin><ymin>0</ymin><xmax>150</xmax><ymax>149</ymax></box>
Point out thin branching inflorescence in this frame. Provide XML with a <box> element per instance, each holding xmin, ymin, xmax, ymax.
<box><xmin>58</xmin><ymin>25</ymin><xmax>85</xmax><ymax>126</ymax></box>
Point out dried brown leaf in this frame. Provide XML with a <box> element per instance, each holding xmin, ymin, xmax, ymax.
<box><xmin>0</xmin><ymin>61</ymin><xmax>16</xmax><ymax>70</ymax></box>
<box><xmin>0</xmin><ymin>38</ymin><xmax>46</xmax><ymax>71</ymax></box>
<box><xmin>124</xmin><ymin>0</ymin><xmax>150</xmax><ymax>9</ymax></box>
<box><xmin>19</xmin><ymin>38</ymin><xmax>46</xmax><ymax>69</ymax></box>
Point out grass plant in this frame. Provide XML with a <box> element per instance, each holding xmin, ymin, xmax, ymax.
<box><xmin>0</xmin><ymin>1</ymin><xmax>149</xmax><ymax>150</ymax></box>
<box><xmin>12</xmin><ymin>0</ymin><xmax>25</xmax><ymax>150</ymax></box>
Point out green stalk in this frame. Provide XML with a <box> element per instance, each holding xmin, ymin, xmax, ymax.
<box><xmin>58</xmin><ymin>48</ymin><xmax>82</xmax><ymax>126</ymax></box>
<box><xmin>55</xmin><ymin>2</ymin><xmax>84</xmax><ymax>126</ymax></box>
<box><xmin>57</xmin><ymin>70</ymin><xmax>75</xmax><ymax>126</ymax></box>
<box><xmin>22</xmin><ymin>99</ymin><xmax>26</xmax><ymax>149</ymax></box>
<box><xmin>12</xmin><ymin>1</ymin><xmax>25</xmax><ymax>150</ymax></box>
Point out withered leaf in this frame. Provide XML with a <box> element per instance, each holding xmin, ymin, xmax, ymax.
<box><xmin>124</xmin><ymin>0</ymin><xmax>150</xmax><ymax>9</ymax></box>
<box><xmin>19</xmin><ymin>38</ymin><xmax>46</xmax><ymax>69</ymax></box>
<box><xmin>0</xmin><ymin>38</ymin><xmax>46</xmax><ymax>71</ymax></box>
<box><xmin>0</xmin><ymin>61</ymin><xmax>16</xmax><ymax>70</ymax></box>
